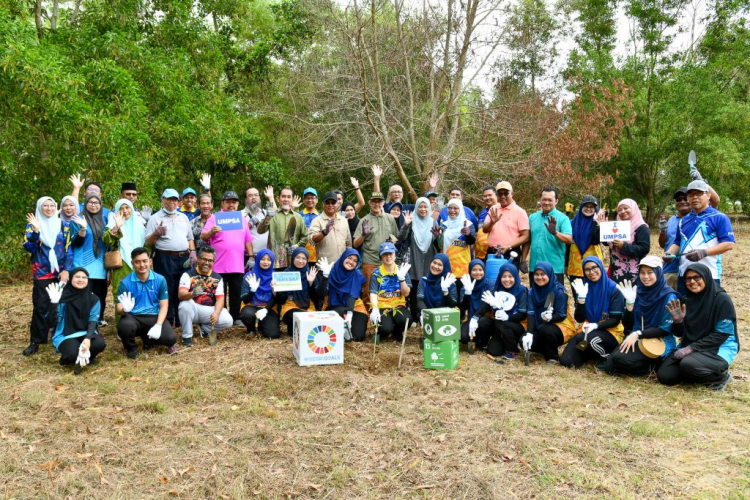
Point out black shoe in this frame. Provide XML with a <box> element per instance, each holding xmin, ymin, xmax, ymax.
<box><xmin>143</xmin><ymin>342</ymin><xmax>155</xmax><ymax>351</ymax></box>
<box><xmin>22</xmin><ymin>343</ymin><xmax>39</xmax><ymax>356</ymax></box>
<box><xmin>712</xmin><ymin>372</ymin><xmax>733</xmax><ymax>391</ymax></box>
<box><xmin>73</xmin><ymin>364</ymin><xmax>83</xmax><ymax>375</ymax></box>
<box><xmin>182</xmin><ymin>337</ymin><xmax>193</xmax><ymax>348</ymax></box>
<box><xmin>126</xmin><ymin>349</ymin><xmax>139</xmax><ymax>359</ymax></box>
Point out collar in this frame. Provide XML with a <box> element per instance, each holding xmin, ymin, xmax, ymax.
<box><xmin>378</xmin><ymin>264</ymin><xmax>397</xmax><ymax>276</ymax></box>
<box><xmin>302</xmin><ymin>207</ymin><xmax>318</xmax><ymax>215</ymax></box>
<box><xmin>180</xmin><ymin>206</ymin><xmax>197</xmax><ymax>213</ymax></box>
<box><xmin>498</xmin><ymin>201</ymin><xmax>517</xmax><ymax>211</ymax></box>
<box><xmin>135</xmin><ymin>270</ymin><xmax>155</xmax><ymax>282</ymax></box>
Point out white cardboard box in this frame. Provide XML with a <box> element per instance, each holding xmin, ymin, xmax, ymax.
<box><xmin>292</xmin><ymin>311</ymin><xmax>345</xmax><ymax>366</ymax></box>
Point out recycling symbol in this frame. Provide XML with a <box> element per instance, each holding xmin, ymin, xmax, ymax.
<box><xmin>437</xmin><ymin>325</ymin><xmax>457</xmax><ymax>337</ymax></box>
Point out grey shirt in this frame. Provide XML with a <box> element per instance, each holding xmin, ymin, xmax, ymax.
<box><xmin>146</xmin><ymin>209</ymin><xmax>194</xmax><ymax>252</ymax></box>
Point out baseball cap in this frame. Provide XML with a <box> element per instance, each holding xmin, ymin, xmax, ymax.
<box><xmin>370</xmin><ymin>191</ymin><xmax>385</xmax><ymax>201</ymax></box>
<box><xmin>581</xmin><ymin>195</ymin><xmax>597</xmax><ymax>206</ymax></box>
<box><xmin>379</xmin><ymin>242</ymin><xmax>397</xmax><ymax>256</ymax></box>
<box><xmin>686</xmin><ymin>180</ymin><xmax>708</xmax><ymax>193</ymax></box>
<box><xmin>322</xmin><ymin>191</ymin><xmax>337</xmax><ymax>202</ymax></box>
<box><xmin>639</xmin><ymin>255</ymin><xmax>663</xmax><ymax>270</ymax></box>
<box><xmin>496</xmin><ymin>181</ymin><xmax>513</xmax><ymax>192</ymax></box>
<box><xmin>182</xmin><ymin>187</ymin><xmax>197</xmax><ymax>197</ymax></box>
<box><xmin>424</xmin><ymin>190</ymin><xmax>438</xmax><ymax>198</ymax></box>
<box><xmin>161</xmin><ymin>188</ymin><xmax>180</xmax><ymax>199</ymax></box>
<box><xmin>673</xmin><ymin>186</ymin><xmax>688</xmax><ymax>199</ymax></box>
<box><xmin>303</xmin><ymin>187</ymin><xmax>318</xmax><ymax>197</ymax></box>
<box><xmin>222</xmin><ymin>190</ymin><xmax>240</xmax><ymax>201</ymax></box>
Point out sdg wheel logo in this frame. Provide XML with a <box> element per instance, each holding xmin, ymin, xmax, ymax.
<box><xmin>307</xmin><ymin>325</ymin><xmax>337</xmax><ymax>354</ymax></box>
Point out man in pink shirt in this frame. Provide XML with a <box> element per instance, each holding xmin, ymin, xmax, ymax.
<box><xmin>201</xmin><ymin>191</ymin><xmax>254</xmax><ymax>324</ymax></box>
<box><xmin>482</xmin><ymin>181</ymin><xmax>530</xmax><ymax>272</ymax></box>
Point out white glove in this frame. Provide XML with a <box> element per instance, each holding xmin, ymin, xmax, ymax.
<box><xmin>420</xmin><ymin>310</ymin><xmax>425</xmax><ymax>328</ymax></box>
<box><xmin>522</xmin><ymin>333</ymin><xmax>533</xmax><ymax>351</ymax></box>
<box><xmin>460</xmin><ymin>275</ymin><xmax>476</xmax><ymax>294</ymax></box>
<box><xmin>582</xmin><ymin>322</ymin><xmax>598</xmax><ymax>334</ymax></box>
<box><xmin>440</xmin><ymin>273</ymin><xmax>456</xmax><ymax>293</ymax></box>
<box><xmin>316</xmin><ymin>257</ymin><xmax>332</xmax><ymax>277</ymax></box>
<box><xmin>118</xmin><ymin>292</ymin><xmax>135</xmax><ymax>313</ymax></box>
<box><xmin>541</xmin><ymin>308</ymin><xmax>553</xmax><ymax>322</ymax></box>
<box><xmin>256</xmin><ymin>308</ymin><xmax>268</xmax><ymax>322</ymax></box>
<box><xmin>571</xmin><ymin>279</ymin><xmax>588</xmax><ymax>302</ymax></box>
<box><xmin>370</xmin><ymin>308</ymin><xmax>381</xmax><ymax>325</ymax></box>
<box><xmin>481</xmin><ymin>290</ymin><xmax>499</xmax><ymax>309</ymax></box>
<box><xmin>141</xmin><ymin>206</ymin><xmax>153</xmax><ymax>220</ymax></box>
<box><xmin>344</xmin><ymin>311</ymin><xmax>353</xmax><ymax>329</ymax></box>
<box><xmin>76</xmin><ymin>344</ymin><xmax>91</xmax><ymax>367</ymax></box>
<box><xmin>468</xmin><ymin>318</ymin><xmax>478</xmax><ymax>339</ymax></box>
<box><xmin>617</xmin><ymin>279</ymin><xmax>637</xmax><ymax>306</ymax></box>
<box><xmin>265</xmin><ymin>206</ymin><xmax>276</xmax><ymax>218</ymax></box>
<box><xmin>495</xmin><ymin>309</ymin><xmax>508</xmax><ymax>321</ymax></box>
<box><xmin>396</xmin><ymin>263</ymin><xmax>412</xmax><ymax>282</ymax></box>
<box><xmin>147</xmin><ymin>323</ymin><xmax>162</xmax><ymax>340</ymax></box>
<box><xmin>245</xmin><ymin>273</ymin><xmax>260</xmax><ymax>292</ymax></box>
<box><xmin>200</xmin><ymin>173</ymin><xmax>211</xmax><ymax>191</ymax></box>
<box><xmin>46</xmin><ymin>283</ymin><xmax>64</xmax><ymax>304</ymax></box>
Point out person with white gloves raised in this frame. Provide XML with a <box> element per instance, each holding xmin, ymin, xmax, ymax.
<box><xmin>239</xmin><ymin>249</ymin><xmax>281</xmax><ymax>338</ymax></box>
<box><xmin>318</xmin><ymin>249</ymin><xmax>369</xmax><ymax>341</ymax></box>
<box><xmin>416</xmin><ymin>254</ymin><xmax>458</xmax><ymax>342</ymax></box>
<box><xmin>483</xmin><ymin>262</ymin><xmax>528</xmax><ymax>361</ymax></box>
<box><xmin>368</xmin><ymin>242</ymin><xmax>412</xmax><ymax>343</ymax></box>
<box><xmin>115</xmin><ymin>247</ymin><xmax>178</xmax><ymax>359</ymax></box>
<box><xmin>48</xmin><ymin>267</ymin><xmax>106</xmax><ymax>374</ymax></box>
<box><xmin>560</xmin><ymin>256</ymin><xmax>626</xmax><ymax>369</ymax></box>
<box><xmin>458</xmin><ymin>259</ymin><xmax>494</xmax><ymax>353</ymax></box>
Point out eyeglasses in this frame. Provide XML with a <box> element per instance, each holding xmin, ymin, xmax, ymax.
<box><xmin>198</xmin><ymin>257</ymin><xmax>215</xmax><ymax>263</ymax></box>
<box><xmin>87</xmin><ymin>201</ymin><xmax>101</xmax><ymax>206</ymax></box>
<box><xmin>583</xmin><ymin>267</ymin><xmax>600</xmax><ymax>274</ymax></box>
<box><xmin>684</xmin><ymin>274</ymin><xmax>703</xmax><ymax>283</ymax></box>
<box><xmin>674</xmin><ymin>196</ymin><xmax>687</xmax><ymax>202</ymax></box>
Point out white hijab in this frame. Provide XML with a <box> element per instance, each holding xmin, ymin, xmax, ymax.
<box><xmin>35</xmin><ymin>196</ymin><xmax>61</xmax><ymax>272</ymax></box>
<box><xmin>441</xmin><ymin>199</ymin><xmax>466</xmax><ymax>252</ymax></box>
<box><xmin>412</xmin><ymin>197</ymin><xmax>434</xmax><ymax>253</ymax></box>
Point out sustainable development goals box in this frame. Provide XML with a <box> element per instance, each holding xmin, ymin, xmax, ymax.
<box><xmin>292</xmin><ymin>311</ymin><xmax>345</xmax><ymax>366</ymax></box>
<box><xmin>422</xmin><ymin>307</ymin><xmax>461</xmax><ymax>342</ymax></box>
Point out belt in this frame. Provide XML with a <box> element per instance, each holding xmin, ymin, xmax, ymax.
<box><xmin>158</xmin><ymin>249</ymin><xmax>190</xmax><ymax>257</ymax></box>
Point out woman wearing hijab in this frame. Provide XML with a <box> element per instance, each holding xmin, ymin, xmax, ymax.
<box><xmin>388</xmin><ymin>202</ymin><xmax>404</xmax><ymax>229</ymax></box>
<box><xmin>522</xmin><ymin>262</ymin><xmax>576</xmax><ymax>364</ymax></box>
<box><xmin>46</xmin><ymin>268</ymin><xmax>106</xmax><ymax>374</ymax></box>
<box><xmin>484</xmin><ymin>262</ymin><xmax>528</xmax><ymax>361</ymax></box>
<box><xmin>417</xmin><ymin>254</ymin><xmax>458</xmax><ymax>346</ymax></box>
<box><xmin>22</xmin><ymin>197</ymin><xmax>74</xmax><ymax>356</ymax></box>
<box><xmin>561</xmin><ymin>256</ymin><xmax>625</xmax><ymax>368</ymax></box>
<box><xmin>70</xmin><ymin>194</ymin><xmax>108</xmax><ymax>326</ymax></box>
<box><xmin>604</xmin><ymin>256</ymin><xmax>678</xmax><ymax>376</ymax></box>
<box><xmin>607</xmin><ymin>199</ymin><xmax>650</xmax><ymax>284</ymax></box>
<box><xmin>277</xmin><ymin>248</ymin><xmax>324</xmax><ymax>334</ymax></box>
<box><xmin>103</xmin><ymin>199</ymin><xmax>147</xmax><ymax>324</ymax></box>
<box><xmin>439</xmin><ymin>199</ymin><xmax>476</xmax><ymax>280</ymax></box>
<box><xmin>398</xmin><ymin>197</ymin><xmax>439</xmax><ymax>321</ymax></box>
<box><xmin>239</xmin><ymin>249</ymin><xmax>280</xmax><ymax>338</ymax></box>
<box><xmin>319</xmin><ymin>248</ymin><xmax>369</xmax><ymax>341</ymax></box>
<box><xmin>567</xmin><ymin>196</ymin><xmax>603</xmax><ymax>295</ymax></box>
<box><xmin>657</xmin><ymin>263</ymin><xmax>738</xmax><ymax>390</ymax></box>
<box><xmin>342</xmin><ymin>202</ymin><xmax>361</xmax><ymax>253</ymax></box>
<box><xmin>59</xmin><ymin>195</ymin><xmax>79</xmax><ymax>228</ymax></box>
<box><xmin>459</xmin><ymin>260</ymin><xmax>494</xmax><ymax>352</ymax></box>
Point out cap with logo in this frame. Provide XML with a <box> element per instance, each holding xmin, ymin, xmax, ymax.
<box><xmin>370</xmin><ymin>191</ymin><xmax>385</xmax><ymax>201</ymax></box>
<box><xmin>303</xmin><ymin>187</ymin><xmax>318</xmax><ymax>197</ymax></box>
<box><xmin>379</xmin><ymin>242</ymin><xmax>397</xmax><ymax>256</ymax></box>
<box><xmin>182</xmin><ymin>187</ymin><xmax>197</xmax><ymax>197</ymax></box>
<box><xmin>222</xmin><ymin>190</ymin><xmax>240</xmax><ymax>201</ymax></box>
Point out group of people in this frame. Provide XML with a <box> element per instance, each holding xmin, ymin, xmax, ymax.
<box><xmin>22</xmin><ymin>165</ymin><xmax>739</xmax><ymax>389</ymax></box>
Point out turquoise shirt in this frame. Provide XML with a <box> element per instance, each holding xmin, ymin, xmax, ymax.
<box><xmin>529</xmin><ymin>208</ymin><xmax>572</xmax><ymax>274</ymax></box>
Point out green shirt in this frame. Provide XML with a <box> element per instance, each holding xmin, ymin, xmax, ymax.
<box><xmin>257</xmin><ymin>210</ymin><xmax>308</xmax><ymax>269</ymax></box>
<box><xmin>353</xmin><ymin>213</ymin><xmax>398</xmax><ymax>265</ymax></box>
<box><xmin>529</xmin><ymin>208</ymin><xmax>572</xmax><ymax>274</ymax></box>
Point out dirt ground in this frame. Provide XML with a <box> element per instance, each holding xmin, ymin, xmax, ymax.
<box><xmin>1</xmin><ymin>230</ymin><xmax>749</xmax><ymax>499</ymax></box>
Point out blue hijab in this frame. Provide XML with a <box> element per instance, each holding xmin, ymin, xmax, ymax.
<box><xmin>633</xmin><ymin>263</ymin><xmax>675</xmax><ymax>330</ymax></box>
<box><xmin>249</xmin><ymin>249</ymin><xmax>275</xmax><ymax>306</ymax></box>
<box><xmin>328</xmin><ymin>248</ymin><xmax>367</xmax><ymax>308</ymax></box>
<box><xmin>466</xmin><ymin>259</ymin><xmax>492</xmax><ymax>319</ymax></box>
<box><xmin>421</xmin><ymin>253</ymin><xmax>451</xmax><ymax>309</ymax></box>
<box><xmin>494</xmin><ymin>262</ymin><xmax>525</xmax><ymax>314</ymax></box>
<box><xmin>286</xmin><ymin>247</ymin><xmax>312</xmax><ymax>309</ymax></box>
<box><xmin>571</xmin><ymin>200</ymin><xmax>597</xmax><ymax>257</ymax></box>
<box><xmin>582</xmin><ymin>256</ymin><xmax>617</xmax><ymax>323</ymax></box>
<box><xmin>529</xmin><ymin>262</ymin><xmax>566</xmax><ymax>323</ymax></box>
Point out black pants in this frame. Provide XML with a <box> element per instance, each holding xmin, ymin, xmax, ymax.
<box><xmin>604</xmin><ymin>345</ymin><xmax>659</xmax><ymax>376</ymax></box>
<box><xmin>31</xmin><ymin>278</ymin><xmax>56</xmax><ymax>345</ymax></box>
<box><xmin>530</xmin><ymin>323</ymin><xmax>565</xmax><ymax>360</ymax></box>
<box><xmin>58</xmin><ymin>336</ymin><xmax>106</xmax><ymax>365</ymax></box>
<box><xmin>221</xmin><ymin>272</ymin><xmax>244</xmax><ymax>321</ymax></box>
<box><xmin>560</xmin><ymin>330</ymin><xmax>619</xmax><ymax>368</ymax></box>
<box><xmin>282</xmin><ymin>308</ymin><xmax>305</xmax><ymax>337</ymax></box>
<box><xmin>89</xmin><ymin>278</ymin><xmax>108</xmax><ymax>322</ymax></box>
<box><xmin>117</xmin><ymin>314</ymin><xmax>177</xmax><ymax>352</ymax></box>
<box><xmin>460</xmin><ymin>317</ymin><xmax>494</xmax><ymax>347</ymax></box>
<box><xmin>657</xmin><ymin>351</ymin><xmax>729</xmax><ymax>386</ymax></box>
<box><xmin>240</xmin><ymin>305</ymin><xmax>281</xmax><ymax>338</ymax></box>
<box><xmin>153</xmin><ymin>251</ymin><xmax>186</xmax><ymax>325</ymax></box>
<box><xmin>488</xmin><ymin>320</ymin><xmax>525</xmax><ymax>356</ymax></box>
<box><xmin>408</xmin><ymin>279</ymin><xmax>420</xmax><ymax>324</ymax></box>
<box><xmin>377</xmin><ymin>306</ymin><xmax>411</xmax><ymax>341</ymax></box>
<box><xmin>327</xmin><ymin>306</ymin><xmax>368</xmax><ymax>342</ymax></box>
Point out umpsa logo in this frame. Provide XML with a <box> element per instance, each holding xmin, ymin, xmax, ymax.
<box><xmin>437</xmin><ymin>325</ymin><xmax>457</xmax><ymax>337</ymax></box>
<box><xmin>217</xmin><ymin>217</ymin><xmax>241</xmax><ymax>225</ymax></box>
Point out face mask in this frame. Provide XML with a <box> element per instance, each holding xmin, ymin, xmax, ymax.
<box><xmin>163</xmin><ymin>208</ymin><xmax>176</xmax><ymax>215</ymax></box>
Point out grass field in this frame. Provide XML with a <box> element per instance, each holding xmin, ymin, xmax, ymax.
<box><xmin>1</xmin><ymin>231</ymin><xmax>749</xmax><ymax>499</ymax></box>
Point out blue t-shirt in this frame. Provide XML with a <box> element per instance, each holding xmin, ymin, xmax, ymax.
<box><xmin>117</xmin><ymin>270</ymin><xmax>169</xmax><ymax>316</ymax></box>
<box><xmin>672</xmin><ymin>207</ymin><xmax>734</xmax><ymax>279</ymax></box>
<box><xmin>663</xmin><ymin>215</ymin><xmax>681</xmax><ymax>274</ymax></box>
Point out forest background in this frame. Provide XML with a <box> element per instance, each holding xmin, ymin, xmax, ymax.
<box><xmin>1</xmin><ymin>0</ymin><xmax>748</xmax><ymax>273</ymax></box>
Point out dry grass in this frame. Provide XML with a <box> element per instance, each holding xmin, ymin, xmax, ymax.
<box><xmin>1</xmin><ymin>230</ymin><xmax>749</xmax><ymax>499</ymax></box>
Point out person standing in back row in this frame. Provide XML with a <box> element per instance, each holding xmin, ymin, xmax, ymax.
<box><xmin>482</xmin><ymin>181</ymin><xmax>529</xmax><ymax>270</ymax></box>
<box><xmin>522</xmin><ymin>187</ymin><xmax>572</xmax><ymax>284</ymax></box>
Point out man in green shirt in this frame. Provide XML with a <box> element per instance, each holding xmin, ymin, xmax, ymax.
<box><xmin>521</xmin><ymin>187</ymin><xmax>572</xmax><ymax>283</ymax></box>
<box><xmin>257</xmin><ymin>186</ymin><xmax>307</xmax><ymax>270</ymax></box>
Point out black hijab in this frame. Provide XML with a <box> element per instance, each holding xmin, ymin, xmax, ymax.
<box><xmin>341</xmin><ymin>202</ymin><xmax>359</xmax><ymax>237</ymax></box>
<box><xmin>60</xmin><ymin>267</ymin><xmax>99</xmax><ymax>337</ymax></box>
<box><xmin>83</xmin><ymin>194</ymin><xmax>105</xmax><ymax>257</ymax></box>
<box><xmin>683</xmin><ymin>263</ymin><xmax>738</xmax><ymax>348</ymax></box>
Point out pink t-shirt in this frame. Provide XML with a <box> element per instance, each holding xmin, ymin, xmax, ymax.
<box><xmin>202</xmin><ymin>213</ymin><xmax>253</xmax><ymax>274</ymax></box>
<box><xmin>484</xmin><ymin>201</ymin><xmax>530</xmax><ymax>247</ymax></box>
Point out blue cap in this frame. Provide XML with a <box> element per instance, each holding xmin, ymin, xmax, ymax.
<box><xmin>303</xmin><ymin>187</ymin><xmax>318</xmax><ymax>197</ymax></box>
<box><xmin>182</xmin><ymin>187</ymin><xmax>197</xmax><ymax>197</ymax></box>
<box><xmin>379</xmin><ymin>242</ymin><xmax>397</xmax><ymax>256</ymax></box>
<box><xmin>162</xmin><ymin>188</ymin><xmax>180</xmax><ymax>199</ymax></box>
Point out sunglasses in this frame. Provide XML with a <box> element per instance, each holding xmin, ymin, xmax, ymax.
<box><xmin>674</xmin><ymin>196</ymin><xmax>687</xmax><ymax>202</ymax></box>
<box><xmin>684</xmin><ymin>274</ymin><xmax>704</xmax><ymax>283</ymax></box>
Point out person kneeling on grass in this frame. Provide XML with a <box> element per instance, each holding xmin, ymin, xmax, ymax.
<box><xmin>416</xmin><ymin>254</ymin><xmax>457</xmax><ymax>341</ymax></box>
<box><xmin>657</xmin><ymin>263</ymin><xmax>738</xmax><ymax>391</ymax></box>
<box><xmin>459</xmin><ymin>259</ymin><xmax>494</xmax><ymax>353</ymax></box>
<box><xmin>278</xmin><ymin>248</ymin><xmax>325</xmax><ymax>335</ymax></box>
<box><xmin>317</xmin><ymin>249</ymin><xmax>369</xmax><ymax>342</ymax></box>
<box><xmin>369</xmin><ymin>242</ymin><xmax>412</xmax><ymax>342</ymax></box>
<box><xmin>604</xmin><ymin>256</ymin><xmax>678</xmax><ymax>376</ymax></box>
<box><xmin>177</xmin><ymin>245</ymin><xmax>233</xmax><ymax>347</ymax></box>
<box><xmin>481</xmin><ymin>262</ymin><xmax>528</xmax><ymax>361</ymax></box>
<box><xmin>522</xmin><ymin>262</ymin><xmax>576</xmax><ymax>365</ymax></box>
<box><xmin>239</xmin><ymin>249</ymin><xmax>281</xmax><ymax>338</ymax></box>
<box><xmin>561</xmin><ymin>256</ymin><xmax>625</xmax><ymax>368</ymax></box>
<box><xmin>116</xmin><ymin>247</ymin><xmax>178</xmax><ymax>359</ymax></box>
<box><xmin>47</xmin><ymin>267</ymin><xmax>106</xmax><ymax>375</ymax></box>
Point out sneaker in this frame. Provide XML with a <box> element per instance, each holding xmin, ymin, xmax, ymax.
<box><xmin>233</xmin><ymin>320</ymin><xmax>243</xmax><ymax>327</ymax></box>
<box><xmin>711</xmin><ymin>372</ymin><xmax>733</xmax><ymax>391</ymax></box>
<box><xmin>22</xmin><ymin>343</ymin><xmax>40</xmax><ymax>356</ymax></box>
<box><xmin>167</xmin><ymin>344</ymin><xmax>179</xmax><ymax>355</ymax></box>
<box><xmin>126</xmin><ymin>349</ymin><xmax>139</xmax><ymax>359</ymax></box>
<box><xmin>547</xmin><ymin>359</ymin><xmax>559</xmax><ymax>366</ymax></box>
<box><xmin>182</xmin><ymin>337</ymin><xmax>193</xmax><ymax>348</ymax></box>
<box><xmin>73</xmin><ymin>364</ymin><xmax>83</xmax><ymax>375</ymax></box>
<box><xmin>494</xmin><ymin>357</ymin><xmax>506</xmax><ymax>364</ymax></box>
<box><xmin>98</xmin><ymin>320</ymin><xmax>108</xmax><ymax>328</ymax></box>
<box><xmin>503</xmin><ymin>352</ymin><xmax>518</xmax><ymax>360</ymax></box>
